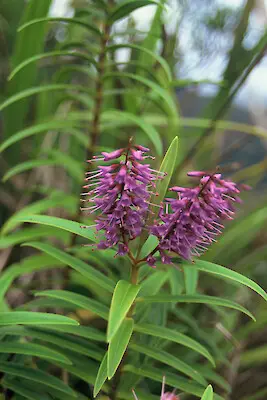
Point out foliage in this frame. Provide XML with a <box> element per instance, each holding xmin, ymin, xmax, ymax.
<box><xmin>0</xmin><ymin>0</ymin><xmax>267</xmax><ymax>399</ymax></box>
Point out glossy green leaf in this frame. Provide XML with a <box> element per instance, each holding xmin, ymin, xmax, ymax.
<box><xmin>192</xmin><ymin>260</ymin><xmax>267</xmax><ymax>301</ymax></box>
<box><xmin>8</xmin><ymin>50</ymin><xmax>97</xmax><ymax>81</ymax></box>
<box><xmin>0</xmin><ymin>362</ymin><xmax>76</xmax><ymax>396</ymax></box>
<box><xmin>0</xmin><ymin>311</ymin><xmax>79</xmax><ymax>326</ymax></box>
<box><xmin>18</xmin><ymin>215</ymin><xmax>96</xmax><ymax>241</ymax></box>
<box><xmin>137</xmin><ymin>294</ymin><xmax>255</xmax><ymax>320</ymax></box>
<box><xmin>94</xmin><ymin>352</ymin><xmax>108</xmax><ymax>397</ymax></box>
<box><xmin>108</xmin><ymin>280</ymin><xmax>140</xmax><ymax>342</ymax></box>
<box><xmin>134</xmin><ymin>323</ymin><xmax>215</xmax><ymax>365</ymax></box>
<box><xmin>23</xmin><ymin>241</ymin><xmax>115</xmax><ymax>292</ymax></box>
<box><xmin>130</xmin><ymin>343</ymin><xmax>207</xmax><ymax>385</ymax></box>
<box><xmin>18</xmin><ymin>17</ymin><xmax>101</xmax><ymax>36</ymax></box>
<box><xmin>0</xmin><ymin>342</ymin><xmax>71</xmax><ymax>364</ymax></box>
<box><xmin>35</xmin><ymin>290</ymin><xmax>109</xmax><ymax>320</ymax></box>
<box><xmin>108</xmin><ymin>0</ymin><xmax>160</xmax><ymax>23</ymax></box>
<box><xmin>108</xmin><ymin>318</ymin><xmax>134</xmax><ymax>379</ymax></box>
<box><xmin>201</xmin><ymin>385</ymin><xmax>214</xmax><ymax>400</ymax></box>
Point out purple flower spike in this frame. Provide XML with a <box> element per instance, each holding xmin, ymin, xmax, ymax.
<box><xmin>81</xmin><ymin>143</ymin><xmax>164</xmax><ymax>254</ymax></box>
<box><xmin>149</xmin><ymin>172</ymin><xmax>245</xmax><ymax>264</ymax></box>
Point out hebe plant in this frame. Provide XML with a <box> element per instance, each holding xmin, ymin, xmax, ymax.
<box><xmin>0</xmin><ymin>1</ymin><xmax>267</xmax><ymax>399</ymax></box>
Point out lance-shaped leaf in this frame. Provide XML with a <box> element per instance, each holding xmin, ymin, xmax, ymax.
<box><xmin>23</xmin><ymin>241</ymin><xmax>115</xmax><ymax>293</ymax></box>
<box><xmin>137</xmin><ymin>294</ymin><xmax>255</xmax><ymax>320</ymax></box>
<box><xmin>0</xmin><ymin>311</ymin><xmax>78</xmax><ymax>326</ymax></box>
<box><xmin>192</xmin><ymin>260</ymin><xmax>267</xmax><ymax>301</ymax></box>
<box><xmin>0</xmin><ymin>362</ymin><xmax>76</xmax><ymax>397</ymax></box>
<box><xmin>139</xmin><ymin>137</ymin><xmax>178</xmax><ymax>251</ymax></box>
<box><xmin>134</xmin><ymin>323</ymin><xmax>215</xmax><ymax>366</ymax></box>
<box><xmin>94</xmin><ymin>352</ymin><xmax>108</xmax><ymax>398</ymax></box>
<box><xmin>201</xmin><ymin>385</ymin><xmax>214</xmax><ymax>400</ymax></box>
<box><xmin>108</xmin><ymin>318</ymin><xmax>134</xmax><ymax>379</ymax></box>
<box><xmin>107</xmin><ymin>280</ymin><xmax>140</xmax><ymax>342</ymax></box>
<box><xmin>108</xmin><ymin>0</ymin><xmax>161</xmax><ymax>23</ymax></box>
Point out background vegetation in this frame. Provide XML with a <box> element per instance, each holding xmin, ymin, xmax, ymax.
<box><xmin>0</xmin><ymin>0</ymin><xmax>267</xmax><ymax>399</ymax></box>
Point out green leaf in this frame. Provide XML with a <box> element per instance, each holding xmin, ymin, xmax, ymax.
<box><xmin>0</xmin><ymin>227</ymin><xmax>64</xmax><ymax>249</ymax></box>
<box><xmin>130</xmin><ymin>343</ymin><xmax>207</xmax><ymax>385</ymax></box>
<box><xmin>107</xmin><ymin>280</ymin><xmax>140</xmax><ymax>342</ymax></box>
<box><xmin>0</xmin><ymin>254</ymin><xmax>63</xmax><ymax>301</ymax></box>
<box><xmin>2</xmin><ymin>193</ymin><xmax>76</xmax><ymax>234</ymax></box>
<box><xmin>137</xmin><ymin>294</ymin><xmax>255</xmax><ymax>320</ymax></box>
<box><xmin>134</xmin><ymin>323</ymin><xmax>215</xmax><ymax>366</ymax></box>
<box><xmin>8</xmin><ymin>50</ymin><xmax>97</xmax><ymax>81</ymax></box>
<box><xmin>23</xmin><ymin>241</ymin><xmax>115</xmax><ymax>293</ymax></box>
<box><xmin>3</xmin><ymin>152</ymin><xmax>84</xmax><ymax>182</ymax></box>
<box><xmin>0</xmin><ymin>325</ymin><xmax>104</xmax><ymax>361</ymax></box>
<box><xmin>0</xmin><ymin>121</ymin><xmax>88</xmax><ymax>153</ymax></box>
<box><xmin>108</xmin><ymin>318</ymin><xmax>134</xmax><ymax>379</ymax></box>
<box><xmin>0</xmin><ymin>84</ymin><xmax>90</xmax><ymax>113</ymax></box>
<box><xmin>18</xmin><ymin>17</ymin><xmax>101</xmax><ymax>36</ymax></box>
<box><xmin>184</xmin><ymin>266</ymin><xmax>198</xmax><ymax>294</ymax></box>
<box><xmin>0</xmin><ymin>362</ymin><xmax>76</xmax><ymax>397</ymax></box>
<box><xmin>3</xmin><ymin>0</ymin><xmax>52</xmax><ymax>142</ymax></box>
<box><xmin>94</xmin><ymin>352</ymin><xmax>108</xmax><ymax>397</ymax></box>
<box><xmin>103</xmin><ymin>72</ymin><xmax>177</xmax><ymax>118</ymax></box>
<box><xmin>18</xmin><ymin>215</ymin><xmax>96</xmax><ymax>241</ymax></box>
<box><xmin>0</xmin><ymin>342</ymin><xmax>71</xmax><ymax>364</ymax></box>
<box><xmin>201</xmin><ymin>385</ymin><xmax>214</xmax><ymax>400</ymax></box>
<box><xmin>3</xmin><ymin>159</ymin><xmax>58</xmax><ymax>182</ymax></box>
<box><xmin>139</xmin><ymin>137</ymin><xmax>178</xmax><ymax>250</ymax></box>
<box><xmin>240</xmin><ymin>344</ymin><xmax>267</xmax><ymax>367</ymax></box>
<box><xmin>108</xmin><ymin>0</ymin><xmax>160</xmax><ymax>23</ymax></box>
<box><xmin>35</xmin><ymin>290</ymin><xmax>109</xmax><ymax>319</ymax></box>
<box><xmin>2</xmin><ymin>377</ymin><xmax>51</xmax><ymax>400</ymax></box>
<box><xmin>107</xmin><ymin>43</ymin><xmax>172</xmax><ymax>83</ymax></box>
<box><xmin>38</xmin><ymin>324</ymin><xmax>105</xmax><ymax>342</ymax></box>
<box><xmin>0</xmin><ymin>311</ymin><xmax>79</xmax><ymax>326</ymax></box>
<box><xmin>192</xmin><ymin>260</ymin><xmax>267</xmax><ymax>301</ymax></box>
<box><xmin>137</xmin><ymin>0</ymin><xmax>165</xmax><ymax>77</ymax></box>
<box><xmin>102</xmin><ymin>110</ymin><xmax>163</xmax><ymax>156</ymax></box>
<box><xmin>124</xmin><ymin>365</ymin><xmax>207</xmax><ymax>398</ymax></box>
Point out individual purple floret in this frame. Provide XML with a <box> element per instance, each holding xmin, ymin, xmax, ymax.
<box><xmin>132</xmin><ymin>376</ymin><xmax>180</xmax><ymax>400</ymax></box>
<box><xmin>148</xmin><ymin>171</ymin><xmax>245</xmax><ymax>264</ymax></box>
<box><xmin>81</xmin><ymin>142</ymin><xmax>164</xmax><ymax>254</ymax></box>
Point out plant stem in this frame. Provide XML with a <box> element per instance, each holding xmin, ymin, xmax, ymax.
<box><xmin>70</xmin><ymin>17</ymin><xmax>111</xmax><ymax>247</ymax></box>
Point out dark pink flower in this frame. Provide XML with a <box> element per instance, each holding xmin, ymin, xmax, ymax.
<box><xmin>149</xmin><ymin>171</ymin><xmax>246</xmax><ymax>264</ymax></box>
<box><xmin>81</xmin><ymin>144</ymin><xmax>164</xmax><ymax>254</ymax></box>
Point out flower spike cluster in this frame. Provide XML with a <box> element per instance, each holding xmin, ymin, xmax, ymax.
<box><xmin>81</xmin><ymin>143</ymin><xmax>164</xmax><ymax>255</ymax></box>
<box><xmin>82</xmin><ymin>143</ymin><xmax>247</xmax><ymax>267</ymax></box>
<box><xmin>149</xmin><ymin>171</ymin><xmax>243</xmax><ymax>265</ymax></box>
